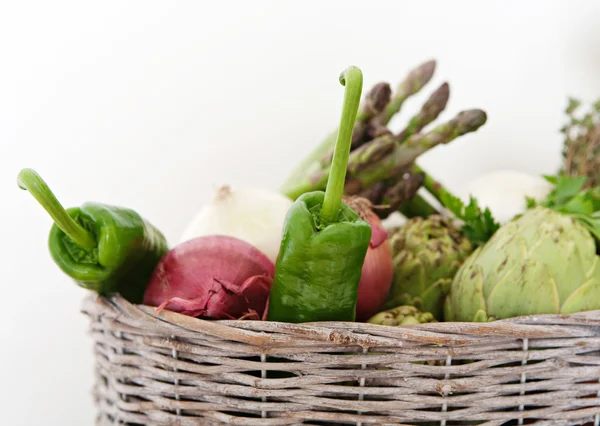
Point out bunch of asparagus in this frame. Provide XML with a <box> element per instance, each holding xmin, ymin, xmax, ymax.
<box><xmin>280</xmin><ymin>59</ymin><xmax>488</xmax><ymax>219</ymax></box>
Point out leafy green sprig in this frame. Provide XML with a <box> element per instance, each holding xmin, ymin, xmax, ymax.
<box><xmin>527</xmin><ymin>175</ymin><xmax>600</xmax><ymax>242</ymax></box>
<box><xmin>440</xmin><ymin>192</ymin><xmax>500</xmax><ymax>248</ymax></box>
<box><xmin>413</xmin><ymin>165</ymin><xmax>500</xmax><ymax>247</ymax></box>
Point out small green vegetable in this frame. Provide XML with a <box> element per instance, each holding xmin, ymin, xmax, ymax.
<box><xmin>267</xmin><ymin>66</ymin><xmax>372</xmax><ymax>323</ymax></box>
<box><xmin>17</xmin><ymin>168</ymin><xmax>169</xmax><ymax>303</ymax></box>
<box><xmin>368</xmin><ymin>305</ymin><xmax>436</xmax><ymax>326</ymax></box>
<box><xmin>383</xmin><ymin>215</ymin><xmax>473</xmax><ymax>320</ymax></box>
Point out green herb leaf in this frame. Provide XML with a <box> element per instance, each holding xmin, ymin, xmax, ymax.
<box><xmin>439</xmin><ymin>191</ymin><xmax>464</xmax><ymax>218</ymax></box>
<box><xmin>530</xmin><ymin>174</ymin><xmax>600</xmax><ymax>244</ymax></box>
<box><xmin>536</xmin><ymin>175</ymin><xmax>597</xmax><ymax>212</ymax></box>
<box><xmin>441</xmin><ymin>192</ymin><xmax>500</xmax><ymax>247</ymax></box>
<box><xmin>525</xmin><ymin>196</ymin><xmax>538</xmax><ymax>209</ymax></box>
<box><xmin>547</xmin><ymin>175</ymin><xmax>587</xmax><ymax>204</ymax></box>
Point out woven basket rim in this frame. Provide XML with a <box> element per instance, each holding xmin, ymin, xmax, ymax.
<box><xmin>86</xmin><ymin>295</ymin><xmax>600</xmax><ymax>424</ymax></box>
<box><xmin>82</xmin><ymin>293</ymin><xmax>600</xmax><ymax>348</ymax></box>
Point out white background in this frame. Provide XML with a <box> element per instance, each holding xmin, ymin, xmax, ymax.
<box><xmin>1</xmin><ymin>1</ymin><xmax>599</xmax><ymax>424</ymax></box>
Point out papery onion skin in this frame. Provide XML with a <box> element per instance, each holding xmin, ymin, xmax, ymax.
<box><xmin>179</xmin><ymin>185</ymin><xmax>293</xmax><ymax>263</ymax></box>
<box><xmin>143</xmin><ymin>235</ymin><xmax>274</xmax><ymax>320</ymax></box>
<box><xmin>344</xmin><ymin>196</ymin><xmax>394</xmax><ymax>321</ymax></box>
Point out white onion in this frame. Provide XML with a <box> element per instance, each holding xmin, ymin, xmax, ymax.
<box><xmin>180</xmin><ymin>185</ymin><xmax>293</xmax><ymax>262</ymax></box>
<box><xmin>457</xmin><ymin>170</ymin><xmax>553</xmax><ymax>224</ymax></box>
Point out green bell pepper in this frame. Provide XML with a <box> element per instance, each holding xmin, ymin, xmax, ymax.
<box><xmin>267</xmin><ymin>66</ymin><xmax>372</xmax><ymax>323</ymax></box>
<box><xmin>17</xmin><ymin>168</ymin><xmax>168</xmax><ymax>303</ymax></box>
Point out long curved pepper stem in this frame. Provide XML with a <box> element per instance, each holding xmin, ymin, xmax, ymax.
<box><xmin>17</xmin><ymin>168</ymin><xmax>97</xmax><ymax>249</ymax></box>
<box><xmin>320</xmin><ymin>66</ymin><xmax>363</xmax><ymax>224</ymax></box>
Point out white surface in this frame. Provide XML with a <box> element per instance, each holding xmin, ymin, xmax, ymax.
<box><xmin>1</xmin><ymin>1</ymin><xmax>599</xmax><ymax>424</ymax></box>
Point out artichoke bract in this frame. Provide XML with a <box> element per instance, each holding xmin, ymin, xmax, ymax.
<box><xmin>444</xmin><ymin>207</ymin><xmax>600</xmax><ymax>322</ymax></box>
<box><xmin>383</xmin><ymin>215</ymin><xmax>473</xmax><ymax>320</ymax></box>
<box><xmin>368</xmin><ymin>305</ymin><xmax>436</xmax><ymax>326</ymax></box>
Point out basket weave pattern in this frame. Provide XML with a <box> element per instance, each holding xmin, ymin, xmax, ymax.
<box><xmin>83</xmin><ymin>295</ymin><xmax>600</xmax><ymax>425</ymax></box>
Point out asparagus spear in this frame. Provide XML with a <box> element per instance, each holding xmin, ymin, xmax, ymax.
<box><xmin>396</xmin><ymin>82</ymin><xmax>450</xmax><ymax>142</ymax></box>
<box><xmin>358</xmin><ymin>176</ymin><xmax>397</xmax><ymax>206</ymax></box>
<box><xmin>373</xmin><ymin>59</ymin><xmax>437</xmax><ymax>127</ymax></box>
<box><xmin>358</xmin><ymin>166</ymin><xmax>445</xmax><ymax>220</ymax></box>
<box><xmin>353</xmin><ymin>100</ymin><xmax>480</xmax><ymax>221</ymax></box>
<box><xmin>369</xmin><ymin>81</ymin><xmax>449</xmax><ymax>218</ymax></box>
<box><xmin>378</xmin><ymin>172</ymin><xmax>426</xmax><ymax>218</ymax></box>
<box><xmin>280</xmin><ymin>60</ymin><xmax>438</xmax><ymax>197</ymax></box>
<box><xmin>286</xmin><ymin>109</ymin><xmax>487</xmax><ymax>200</ymax></box>
<box><xmin>351</xmin><ymin>82</ymin><xmax>392</xmax><ymax>149</ymax></box>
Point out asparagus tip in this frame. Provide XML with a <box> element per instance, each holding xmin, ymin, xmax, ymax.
<box><xmin>420</xmin><ymin>59</ymin><xmax>437</xmax><ymax>78</ymax></box>
<box><xmin>366</xmin><ymin>82</ymin><xmax>392</xmax><ymax>113</ymax></box>
<box><xmin>436</xmin><ymin>82</ymin><xmax>450</xmax><ymax>102</ymax></box>
<box><xmin>457</xmin><ymin>109</ymin><xmax>488</xmax><ymax>132</ymax></box>
<box><xmin>421</xmin><ymin>59</ymin><xmax>437</xmax><ymax>75</ymax></box>
<box><xmin>419</xmin><ymin>81</ymin><xmax>451</xmax><ymax>122</ymax></box>
<box><xmin>394</xmin><ymin>81</ymin><xmax>451</xmax><ymax>143</ymax></box>
<box><xmin>406</xmin><ymin>59</ymin><xmax>437</xmax><ymax>93</ymax></box>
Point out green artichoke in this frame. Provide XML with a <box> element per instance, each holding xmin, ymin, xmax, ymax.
<box><xmin>367</xmin><ymin>305</ymin><xmax>436</xmax><ymax>326</ymax></box>
<box><xmin>444</xmin><ymin>206</ymin><xmax>600</xmax><ymax>322</ymax></box>
<box><xmin>383</xmin><ymin>215</ymin><xmax>473</xmax><ymax>320</ymax></box>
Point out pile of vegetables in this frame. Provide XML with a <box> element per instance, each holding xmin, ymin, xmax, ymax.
<box><xmin>19</xmin><ymin>61</ymin><xmax>600</xmax><ymax>326</ymax></box>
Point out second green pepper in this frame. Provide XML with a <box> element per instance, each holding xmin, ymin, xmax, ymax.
<box><xmin>268</xmin><ymin>66</ymin><xmax>372</xmax><ymax>323</ymax></box>
<box><xmin>267</xmin><ymin>191</ymin><xmax>371</xmax><ymax>322</ymax></box>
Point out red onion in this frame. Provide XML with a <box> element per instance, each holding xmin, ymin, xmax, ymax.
<box><xmin>344</xmin><ymin>196</ymin><xmax>394</xmax><ymax>321</ymax></box>
<box><xmin>143</xmin><ymin>235</ymin><xmax>274</xmax><ymax>320</ymax></box>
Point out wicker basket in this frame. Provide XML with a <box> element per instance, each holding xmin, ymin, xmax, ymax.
<box><xmin>83</xmin><ymin>294</ymin><xmax>600</xmax><ymax>426</ymax></box>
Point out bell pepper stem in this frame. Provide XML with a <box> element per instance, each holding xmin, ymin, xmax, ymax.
<box><xmin>17</xmin><ymin>168</ymin><xmax>97</xmax><ymax>249</ymax></box>
<box><xmin>321</xmin><ymin>66</ymin><xmax>363</xmax><ymax>224</ymax></box>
